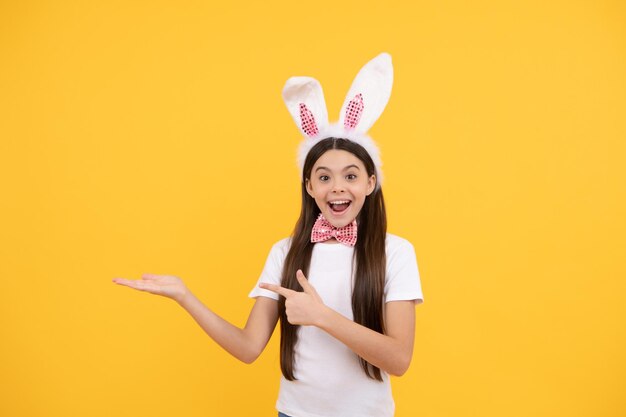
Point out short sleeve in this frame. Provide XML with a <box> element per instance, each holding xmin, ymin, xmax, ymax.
<box><xmin>384</xmin><ymin>236</ymin><xmax>424</xmax><ymax>304</ymax></box>
<box><xmin>248</xmin><ymin>238</ymin><xmax>291</xmax><ymax>301</ymax></box>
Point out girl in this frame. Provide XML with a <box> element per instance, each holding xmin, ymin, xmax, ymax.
<box><xmin>113</xmin><ymin>53</ymin><xmax>424</xmax><ymax>417</ymax></box>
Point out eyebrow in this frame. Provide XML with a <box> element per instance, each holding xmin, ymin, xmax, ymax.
<box><xmin>315</xmin><ymin>164</ymin><xmax>361</xmax><ymax>173</ymax></box>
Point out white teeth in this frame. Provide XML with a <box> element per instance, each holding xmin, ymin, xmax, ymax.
<box><xmin>329</xmin><ymin>200</ymin><xmax>350</xmax><ymax>205</ymax></box>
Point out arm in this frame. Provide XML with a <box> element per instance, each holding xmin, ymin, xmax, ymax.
<box><xmin>317</xmin><ymin>300</ymin><xmax>415</xmax><ymax>376</ymax></box>
<box><xmin>113</xmin><ymin>274</ymin><xmax>279</xmax><ymax>364</ymax></box>
<box><xmin>260</xmin><ymin>270</ymin><xmax>416</xmax><ymax>376</ymax></box>
<box><xmin>178</xmin><ymin>292</ymin><xmax>279</xmax><ymax>364</ymax></box>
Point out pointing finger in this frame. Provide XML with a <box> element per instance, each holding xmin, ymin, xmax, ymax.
<box><xmin>259</xmin><ymin>283</ymin><xmax>296</xmax><ymax>298</ymax></box>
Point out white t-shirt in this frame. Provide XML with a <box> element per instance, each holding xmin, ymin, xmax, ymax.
<box><xmin>248</xmin><ymin>233</ymin><xmax>424</xmax><ymax>417</ymax></box>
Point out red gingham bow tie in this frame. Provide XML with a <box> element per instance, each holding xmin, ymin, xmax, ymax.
<box><xmin>311</xmin><ymin>213</ymin><xmax>358</xmax><ymax>246</ymax></box>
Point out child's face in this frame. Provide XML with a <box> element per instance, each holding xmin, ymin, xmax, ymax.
<box><xmin>306</xmin><ymin>149</ymin><xmax>376</xmax><ymax>228</ymax></box>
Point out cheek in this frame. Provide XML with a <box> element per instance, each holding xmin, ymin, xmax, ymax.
<box><xmin>312</xmin><ymin>183</ymin><xmax>330</xmax><ymax>195</ymax></box>
<box><xmin>355</xmin><ymin>184</ymin><xmax>370</xmax><ymax>198</ymax></box>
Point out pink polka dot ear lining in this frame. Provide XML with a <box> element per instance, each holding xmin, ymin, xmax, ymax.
<box><xmin>343</xmin><ymin>93</ymin><xmax>364</xmax><ymax>129</ymax></box>
<box><xmin>299</xmin><ymin>103</ymin><xmax>319</xmax><ymax>137</ymax></box>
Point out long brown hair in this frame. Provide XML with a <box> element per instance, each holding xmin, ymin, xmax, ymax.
<box><xmin>279</xmin><ymin>137</ymin><xmax>387</xmax><ymax>381</ymax></box>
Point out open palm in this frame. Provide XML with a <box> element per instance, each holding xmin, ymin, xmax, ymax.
<box><xmin>112</xmin><ymin>274</ymin><xmax>188</xmax><ymax>303</ymax></box>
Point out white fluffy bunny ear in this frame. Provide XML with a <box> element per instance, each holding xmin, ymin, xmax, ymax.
<box><xmin>282</xmin><ymin>77</ymin><xmax>329</xmax><ymax>138</ymax></box>
<box><xmin>339</xmin><ymin>52</ymin><xmax>393</xmax><ymax>133</ymax></box>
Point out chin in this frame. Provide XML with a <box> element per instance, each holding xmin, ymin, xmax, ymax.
<box><xmin>326</xmin><ymin>214</ymin><xmax>355</xmax><ymax>228</ymax></box>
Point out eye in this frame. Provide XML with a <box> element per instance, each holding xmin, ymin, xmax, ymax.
<box><xmin>346</xmin><ymin>174</ymin><xmax>357</xmax><ymax>180</ymax></box>
<box><xmin>319</xmin><ymin>175</ymin><xmax>330</xmax><ymax>182</ymax></box>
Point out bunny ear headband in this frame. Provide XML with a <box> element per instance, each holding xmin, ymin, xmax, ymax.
<box><xmin>282</xmin><ymin>52</ymin><xmax>394</xmax><ymax>190</ymax></box>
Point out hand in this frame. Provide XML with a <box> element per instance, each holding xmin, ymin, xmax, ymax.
<box><xmin>259</xmin><ymin>270</ymin><xmax>326</xmax><ymax>327</ymax></box>
<box><xmin>112</xmin><ymin>274</ymin><xmax>189</xmax><ymax>304</ymax></box>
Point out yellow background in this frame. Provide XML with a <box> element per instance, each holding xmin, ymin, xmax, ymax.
<box><xmin>1</xmin><ymin>1</ymin><xmax>624</xmax><ymax>416</ymax></box>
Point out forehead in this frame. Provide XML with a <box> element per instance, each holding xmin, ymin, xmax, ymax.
<box><xmin>312</xmin><ymin>149</ymin><xmax>365</xmax><ymax>170</ymax></box>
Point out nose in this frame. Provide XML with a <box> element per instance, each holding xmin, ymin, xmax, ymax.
<box><xmin>331</xmin><ymin>180</ymin><xmax>346</xmax><ymax>193</ymax></box>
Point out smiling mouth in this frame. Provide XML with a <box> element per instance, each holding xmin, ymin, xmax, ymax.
<box><xmin>328</xmin><ymin>200</ymin><xmax>351</xmax><ymax>214</ymax></box>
